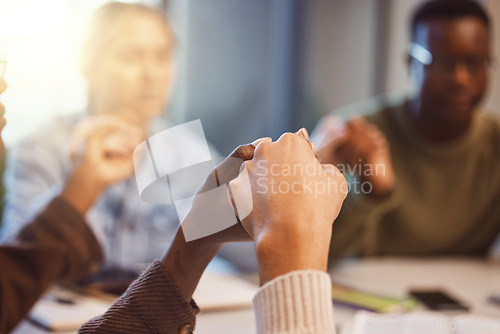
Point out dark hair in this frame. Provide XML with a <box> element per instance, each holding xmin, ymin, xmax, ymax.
<box><xmin>411</xmin><ymin>0</ymin><xmax>490</xmax><ymax>40</ymax></box>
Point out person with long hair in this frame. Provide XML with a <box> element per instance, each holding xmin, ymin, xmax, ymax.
<box><xmin>1</xmin><ymin>3</ymin><xmax>188</xmax><ymax>270</ymax></box>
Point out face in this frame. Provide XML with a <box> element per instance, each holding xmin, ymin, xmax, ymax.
<box><xmin>86</xmin><ymin>13</ymin><xmax>175</xmax><ymax>123</ymax></box>
<box><xmin>409</xmin><ymin>17</ymin><xmax>490</xmax><ymax>128</ymax></box>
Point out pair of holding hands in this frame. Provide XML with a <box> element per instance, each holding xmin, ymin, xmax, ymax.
<box><xmin>240</xmin><ymin>129</ymin><xmax>347</xmax><ymax>283</ymax></box>
<box><xmin>173</xmin><ymin>128</ymin><xmax>348</xmax><ymax>287</ymax></box>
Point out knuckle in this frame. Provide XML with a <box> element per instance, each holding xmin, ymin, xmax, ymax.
<box><xmin>253</xmin><ymin>140</ymin><xmax>271</xmax><ymax>157</ymax></box>
<box><xmin>281</xmin><ymin>132</ymin><xmax>296</xmax><ymax>141</ymax></box>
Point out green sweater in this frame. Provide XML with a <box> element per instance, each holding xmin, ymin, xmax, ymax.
<box><xmin>329</xmin><ymin>97</ymin><xmax>500</xmax><ymax>262</ymax></box>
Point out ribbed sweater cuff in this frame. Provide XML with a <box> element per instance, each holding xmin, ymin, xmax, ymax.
<box><xmin>253</xmin><ymin>270</ymin><xmax>335</xmax><ymax>334</ymax></box>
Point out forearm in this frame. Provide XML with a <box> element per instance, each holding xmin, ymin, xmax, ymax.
<box><xmin>0</xmin><ymin>197</ymin><xmax>102</xmax><ymax>333</ymax></box>
<box><xmin>161</xmin><ymin>228</ymin><xmax>221</xmax><ymax>302</ymax></box>
<box><xmin>255</xmin><ymin>223</ymin><xmax>332</xmax><ymax>285</ymax></box>
<box><xmin>61</xmin><ymin>165</ymin><xmax>106</xmax><ymax>215</ymax></box>
<box><xmin>80</xmin><ymin>227</ymin><xmax>221</xmax><ymax>333</ymax></box>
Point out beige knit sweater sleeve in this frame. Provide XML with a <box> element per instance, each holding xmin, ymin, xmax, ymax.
<box><xmin>253</xmin><ymin>270</ymin><xmax>336</xmax><ymax>334</ymax></box>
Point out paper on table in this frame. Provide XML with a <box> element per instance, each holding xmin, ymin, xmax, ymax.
<box><xmin>342</xmin><ymin>310</ymin><xmax>500</xmax><ymax>334</ymax></box>
<box><xmin>193</xmin><ymin>271</ymin><xmax>259</xmax><ymax>311</ymax></box>
<box><xmin>29</xmin><ymin>290</ymin><xmax>113</xmax><ymax>332</ymax></box>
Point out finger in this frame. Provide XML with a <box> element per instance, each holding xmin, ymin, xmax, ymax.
<box><xmin>314</xmin><ymin>129</ymin><xmax>350</xmax><ymax>165</ymax></box>
<box><xmin>276</xmin><ymin>131</ymin><xmax>301</xmax><ymax>143</ymax></box>
<box><xmin>232</xmin><ymin>137</ymin><xmax>272</xmax><ymax>162</ymax></box>
<box><xmin>112</xmin><ymin>119</ymin><xmax>144</xmax><ymax>141</ymax></box>
<box><xmin>0</xmin><ymin>80</ymin><xmax>6</xmax><ymax>94</ymax></box>
<box><xmin>211</xmin><ymin>139</ymin><xmax>267</xmax><ymax>189</ymax></box>
<box><xmin>218</xmin><ymin>144</ymin><xmax>255</xmax><ymax>184</ymax></box>
<box><xmin>252</xmin><ymin>137</ymin><xmax>272</xmax><ymax>147</ymax></box>
<box><xmin>313</xmin><ymin>118</ymin><xmax>348</xmax><ymax>151</ymax></box>
<box><xmin>311</xmin><ymin>115</ymin><xmax>344</xmax><ymax>141</ymax></box>
<box><xmin>316</xmin><ymin>115</ymin><xmax>341</xmax><ymax>133</ymax></box>
<box><xmin>96</xmin><ymin>121</ymin><xmax>143</xmax><ymax>144</ymax></box>
<box><xmin>83</xmin><ymin>114</ymin><xmax>144</xmax><ymax>141</ymax></box>
<box><xmin>328</xmin><ymin>129</ymin><xmax>350</xmax><ymax>151</ymax></box>
<box><xmin>310</xmin><ymin>141</ymin><xmax>317</xmax><ymax>156</ymax></box>
<box><xmin>88</xmin><ymin>126</ymin><xmax>136</xmax><ymax>156</ymax></box>
<box><xmin>230</xmin><ymin>144</ymin><xmax>255</xmax><ymax>161</ymax></box>
<box><xmin>322</xmin><ymin>163</ymin><xmax>343</xmax><ymax>177</ymax></box>
<box><xmin>348</xmin><ymin>116</ymin><xmax>364</xmax><ymax>125</ymax></box>
<box><xmin>346</xmin><ymin>118</ymin><xmax>365</xmax><ymax>134</ymax></box>
<box><xmin>0</xmin><ymin>102</ymin><xmax>4</xmax><ymax>117</ymax></box>
<box><xmin>102</xmin><ymin>134</ymin><xmax>134</xmax><ymax>156</ymax></box>
<box><xmin>99</xmin><ymin>110</ymin><xmax>147</xmax><ymax>142</ymax></box>
<box><xmin>295</xmin><ymin>127</ymin><xmax>310</xmax><ymax>142</ymax></box>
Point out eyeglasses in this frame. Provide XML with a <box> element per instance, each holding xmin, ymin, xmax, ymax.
<box><xmin>407</xmin><ymin>42</ymin><xmax>495</xmax><ymax>76</ymax></box>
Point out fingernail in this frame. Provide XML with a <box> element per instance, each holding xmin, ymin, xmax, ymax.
<box><xmin>299</xmin><ymin>128</ymin><xmax>309</xmax><ymax>141</ymax></box>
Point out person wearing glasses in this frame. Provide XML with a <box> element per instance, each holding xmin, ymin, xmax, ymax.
<box><xmin>312</xmin><ymin>0</ymin><xmax>500</xmax><ymax>262</ymax></box>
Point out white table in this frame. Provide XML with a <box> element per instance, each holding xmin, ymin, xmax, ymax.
<box><xmin>13</xmin><ymin>257</ymin><xmax>500</xmax><ymax>333</ymax></box>
<box><xmin>330</xmin><ymin>257</ymin><xmax>500</xmax><ymax>330</ymax></box>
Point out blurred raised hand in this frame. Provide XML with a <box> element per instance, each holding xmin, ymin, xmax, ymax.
<box><xmin>62</xmin><ymin>113</ymin><xmax>145</xmax><ymax>214</ymax></box>
<box><xmin>313</xmin><ymin>116</ymin><xmax>395</xmax><ymax>198</ymax></box>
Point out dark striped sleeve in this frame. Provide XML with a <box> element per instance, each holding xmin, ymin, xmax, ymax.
<box><xmin>79</xmin><ymin>260</ymin><xmax>199</xmax><ymax>334</ymax></box>
<box><xmin>0</xmin><ymin>196</ymin><xmax>103</xmax><ymax>333</ymax></box>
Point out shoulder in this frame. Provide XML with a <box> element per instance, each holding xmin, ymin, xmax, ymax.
<box><xmin>14</xmin><ymin>114</ymin><xmax>81</xmax><ymax>153</ymax></box>
<box><xmin>10</xmin><ymin>114</ymin><xmax>82</xmax><ymax>167</ymax></box>
<box><xmin>477</xmin><ymin>111</ymin><xmax>500</xmax><ymax>133</ymax></box>
<box><xmin>475</xmin><ymin>111</ymin><xmax>500</xmax><ymax>153</ymax></box>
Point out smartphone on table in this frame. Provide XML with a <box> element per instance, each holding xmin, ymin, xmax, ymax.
<box><xmin>409</xmin><ymin>289</ymin><xmax>469</xmax><ymax>312</ymax></box>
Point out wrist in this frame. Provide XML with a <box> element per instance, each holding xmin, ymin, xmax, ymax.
<box><xmin>255</xmin><ymin>226</ymin><xmax>330</xmax><ymax>285</ymax></box>
<box><xmin>61</xmin><ymin>164</ymin><xmax>106</xmax><ymax>215</ymax></box>
<box><xmin>364</xmin><ymin>177</ymin><xmax>394</xmax><ymax>198</ymax></box>
<box><xmin>161</xmin><ymin>229</ymin><xmax>221</xmax><ymax>302</ymax></box>
<box><xmin>360</xmin><ymin>168</ymin><xmax>395</xmax><ymax>198</ymax></box>
<box><xmin>360</xmin><ymin>159</ymin><xmax>395</xmax><ymax>198</ymax></box>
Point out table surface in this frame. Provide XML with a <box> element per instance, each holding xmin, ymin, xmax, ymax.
<box><xmin>13</xmin><ymin>257</ymin><xmax>500</xmax><ymax>333</ymax></box>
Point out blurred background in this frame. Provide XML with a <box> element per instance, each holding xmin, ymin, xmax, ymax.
<box><xmin>0</xmin><ymin>0</ymin><xmax>499</xmax><ymax>155</ymax></box>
